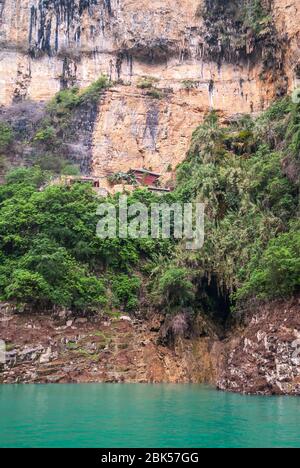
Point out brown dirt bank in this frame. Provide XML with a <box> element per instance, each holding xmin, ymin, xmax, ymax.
<box><xmin>0</xmin><ymin>307</ymin><xmax>219</xmax><ymax>385</ymax></box>
<box><xmin>0</xmin><ymin>296</ymin><xmax>299</xmax><ymax>395</ymax></box>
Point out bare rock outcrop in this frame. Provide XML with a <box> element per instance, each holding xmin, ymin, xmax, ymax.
<box><xmin>0</xmin><ymin>306</ymin><xmax>218</xmax><ymax>385</ymax></box>
<box><xmin>0</xmin><ymin>1</ymin><xmax>299</xmax><ymax>178</ymax></box>
<box><xmin>218</xmin><ymin>296</ymin><xmax>300</xmax><ymax>395</ymax></box>
<box><xmin>1</xmin><ymin>297</ymin><xmax>300</xmax><ymax>395</ymax></box>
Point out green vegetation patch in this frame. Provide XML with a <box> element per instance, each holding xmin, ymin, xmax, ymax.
<box><xmin>0</xmin><ymin>123</ymin><xmax>13</xmax><ymax>152</ymax></box>
<box><xmin>0</xmin><ymin>92</ymin><xmax>298</xmax><ymax>322</ymax></box>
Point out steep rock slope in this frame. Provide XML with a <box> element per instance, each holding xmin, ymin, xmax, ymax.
<box><xmin>0</xmin><ymin>305</ymin><xmax>219</xmax><ymax>384</ymax></box>
<box><xmin>2</xmin><ymin>298</ymin><xmax>300</xmax><ymax>394</ymax></box>
<box><xmin>218</xmin><ymin>296</ymin><xmax>300</xmax><ymax>395</ymax></box>
<box><xmin>0</xmin><ymin>0</ymin><xmax>299</xmax><ymax>176</ymax></box>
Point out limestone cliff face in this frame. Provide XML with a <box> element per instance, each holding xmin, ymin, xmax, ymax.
<box><xmin>0</xmin><ymin>0</ymin><xmax>299</xmax><ymax>177</ymax></box>
<box><xmin>273</xmin><ymin>0</ymin><xmax>300</xmax><ymax>83</ymax></box>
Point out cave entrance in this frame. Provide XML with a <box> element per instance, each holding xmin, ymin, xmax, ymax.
<box><xmin>196</xmin><ymin>275</ymin><xmax>231</xmax><ymax>330</ymax></box>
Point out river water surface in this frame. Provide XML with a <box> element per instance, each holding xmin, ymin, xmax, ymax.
<box><xmin>0</xmin><ymin>384</ymin><xmax>300</xmax><ymax>448</ymax></box>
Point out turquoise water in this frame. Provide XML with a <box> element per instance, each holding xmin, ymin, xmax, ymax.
<box><xmin>0</xmin><ymin>384</ymin><xmax>300</xmax><ymax>448</ymax></box>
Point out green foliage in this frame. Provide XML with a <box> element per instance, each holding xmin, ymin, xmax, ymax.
<box><xmin>136</xmin><ymin>76</ymin><xmax>162</xmax><ymax>99</ymax></box>
<box><xmin>146</xmin><ymin>89</ymin><xmax>163</xmax><ymax>100</ymax></box>
<box><xmin>181</xmin><ymin>80</ymin><xmax>198</xmax><ymax>90</ymax></box>
<box><xmin>0</xmin><ymin>155</ymin><xmax>7</xmax><ymax>172</ymax></box>
<box><xmin>255</xmin><ymin>96</ymin><xmax>292</xmax><ymax>147</ymax></box>
<box><xmin>108</xmin><ymin>172</ymin><xmax>137</xmax><ymax>185</ymax></box>
<box><xmin>30</xmin><ymin>76</ymin><xmax>111</xmax><ymax>174</ymax></box>
<box><xmin>161</xmin><ymin>98</ymin><xmax>299</xmax><ymax>312</ymax></box>
<box><xmin>157</xmin><ymin>268</ymin><xmax>195</xmax><ymax>312</ymax></box>
<box><xmin>4</xmin><ymin>166</ymin><xmax>48</xmax><ymax>188</ymax></box>
<box><xmin>1</xmin><ymin>238</ymin><xmax>107</xmax><ymax>312</ymax></box>
<box><xmin>201</xmin><ymin>0</ymin><xmax>274</xmax><ymax>64</ymax></box>
<box><xmin>61</xmin><ymin>164</ymin><xmax>80</xmax><ymax>176</ymax></box>
<box><xmin>34</xmin><ymin>126</ymin><xmax>56</xmax><ymax>143</ymax></box>
<box><xmin>243</xmin><ymin>0</ymin><xmax>272</xmax><ymax>34</ymax></box>
<box><xmin>236</xmin><ymin>226</ymin><xmax>300</xmax><ymax>300</ymax></box>
<box><xmin>286</xmin><ymin>102</ymin><xmax>300</xmax><ymax>159</ymax></box>
<box><xmin>79</xmin><ymin>76</ymin><xmax>110</xmax><ymax>103</ymax></box>
<box><xmin>5</xmin><ymin>269</ymin><xmax>50</xmax><ymax>304</ymax></box>
<box><xmin>0</xmin><ymin>170</ymin><xmax>168</xmax><ymax>314</ymax></box>
<box><xmin>112</xmin><ymin>274</ymin><xmax>141</xmax><ymax>311</ymax></box>
<box><xmin>47</xmin><ymin>75</ymin><xmax>110</xmax><ymax>118</ymax></box>
<box><xmin>34</xmin><ymin>154</ymin><xmax>62</xmax><ymax>173</ymax></box>
<box><xmin>137</xmin><ymin>76</ymin><xmax>159</xmax><ymax>89</ymax></box>
<box><xmin>0</xmin><ymin>94</ymin><xmax>299</xmax><ymax>318</ymax></box>
<box><xmin>0</xmin><ymin>123</ymin><xmax>13</xmax><ymax>152</ymax></box>
<box><xmin>48</xmin><ymin>87</ymin><xmax>81</xmax><ymax>115</ymax></box>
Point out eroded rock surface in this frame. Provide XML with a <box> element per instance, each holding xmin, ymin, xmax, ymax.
<box><xmin>0</xmin><ymin>306</ymin><xmax>218</xmax><ymax>384</ymax></box>
<box><xmin>218</xmin><ymin>296</ymin><xmax>300</xmax><ymax>395</ymax></box>
<box><xmin>1</xmin><ymin>1</ymin><xmax>299</xmax><ymax>177</ymax></box>
<box><xmin>1</xmin><ymin>297</ymin><xmax>300</xmax><ymax>395</ymax></box>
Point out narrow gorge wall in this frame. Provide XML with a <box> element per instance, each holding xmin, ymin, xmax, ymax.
<box><xmin>0</xmin><ymin>0</ymin><xmax>299</xmax><ymax>176</ymax></box>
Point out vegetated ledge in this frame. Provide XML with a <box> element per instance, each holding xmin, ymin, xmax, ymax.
<box><xmin>117</xmin><ymin>38</ymin><xmax>184</xmax><ymax>65</ymax></box>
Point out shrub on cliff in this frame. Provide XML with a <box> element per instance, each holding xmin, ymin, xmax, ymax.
<box><xmin>137</xmin><ymin>76</ymin><xmax>159</xmax><ymax>89</ymax></box>
<box><xmin>236</xmin><ymin>224</ymin><xmax>300</xmax><ymax>300</ymax></box>
<box><xmin>33</xmin><ymin>126</ymin><xmax>56</xmax><ymax>143</ymax></box>
<box><xmin>0</xmin><ymin>234</ymin><xmax>107</xmax><ymax>312</ymax></box>
<box><xmin>79</xmin><ymin>75</ymin><xmax>110</xmax><ymax>103</ymax></box>
<box><xmin>201</xmin><ymin>0</ymin><xmax>275</xmax><ymax>64</ymax></box>
<box><xmin>111</xmin><ymin>274</ymin><xmax>141</xmax><ymax>312</ymax></box>
<box><xmin>47</xmin><ymin>75</ymin><xmax>110</xmax><ymax>111</ymax></box>
<box><xmin>4</xmin><ymin>269</ymin><xmax>51</xmax><ymax>305</ymax></box>
<box><xmin>30</xmin><ymin>75</ymin><xmax>111</xmax><ymax>174</ymax></box>
<box><xmin>0</xmin><ymin>123</ymin><xmax>13</xmax><ymax>152</ymax></box>
<box><xmin>156</xmin><ymin>268</ymin><xmax>195</xmax><ymax>312</ymax></box>
<box><xmin>3</xmin><ymin>166</ymin><xmax>48</xmax><ymax>189</ymax></box>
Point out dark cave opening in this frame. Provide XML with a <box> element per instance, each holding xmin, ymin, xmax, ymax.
<box><xmin>195</xmin><ymin>275</ymin><xmax>231</xmax><ymax>330</ymax></box>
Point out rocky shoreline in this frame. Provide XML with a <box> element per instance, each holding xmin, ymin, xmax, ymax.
<box><xmin>1</xmin><ymin>296</ymin><xmax>300</xmax><ymax>395</ymax></box>
<box><xmin>0</xmin><ymin>306</ymin><xmax>218</xmax><ymax>385</ymax></box>
<box><xmin>217</xmin><ymin>296</ymin><xmax>300</xmax><ymax>395</ymax></box>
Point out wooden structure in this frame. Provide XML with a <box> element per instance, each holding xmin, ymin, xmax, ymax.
<box><xmin>148</xmin><ymin>186</ymin><xmax>171</xmax><ymax>193</ymax></box>
<box><xmin>42</xmin><ymin>175</ymin><xmax>108</xmax><ymax>197</ymax></box>
<box><xmin>65</xmin><ymin>176</ymin><xmax>101</xmax><ymax>188</ymax></box>
<box><xmin>128</xmin><ymin>168</ymin><xmax>161</xmax><ymax>187</ymax></box>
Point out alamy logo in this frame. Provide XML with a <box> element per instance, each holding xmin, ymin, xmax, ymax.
<box><xmin>0</xmin><ymin>340</ymin><xmax>5</xmax><ymax>364</ymax></box>
<box><xmin>292</xmin><ymin>88</ymin><xmax>300</xmax><ymax>104</ymax></box>
<box><xmin>96</xmin><ymin>196</ymin><xmax>205</xmax><ymax>250</ymax></box>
